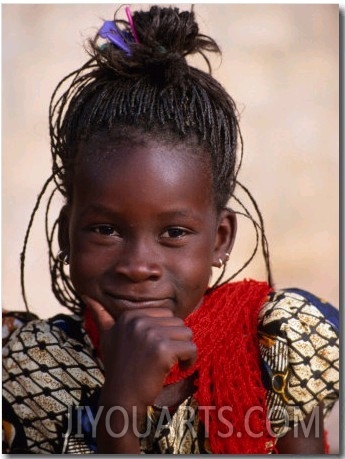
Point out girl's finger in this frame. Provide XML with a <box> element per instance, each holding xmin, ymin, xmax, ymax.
<box><xmin>171</xmin><ymin>341</ymin><xmax>198</xmax><ymax>368</ymax></box>
<box><xmin>81</xmin><ymin>295</ymin><xmax>115</xmax><ymax>331</ymax></box>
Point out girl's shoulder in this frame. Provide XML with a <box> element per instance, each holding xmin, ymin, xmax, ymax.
<box><xmin>257</xmin><ymin>288</ymin><xmax>339</xmax><ymax>436</ymax></box>
<box><xmin>3</xmin><ymin>310</ymin><xmax>86</xmax><ymax>351</ymax></box>
<box><xmin>2</xmin><ymin>309</ymin><xmax>101</xmax><ymax>376</ymax></box>
<box><xmin>2</xmin><ymin>310</ymin><xmax>103</xmax><ymax>453</ymax></box>
<box><xmin>258</xmin><ymin>287</ymin><xmax>339</xmax><ymax>334</ymax></box>
<box><xmin>2</xmin><ymin>310</ymin><xmax>39</xmax><ymax>347</ymax></box>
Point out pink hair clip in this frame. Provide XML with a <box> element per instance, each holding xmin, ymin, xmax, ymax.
<box><xmin>125</xmin><ymin>6</ymin><xmax>140</xmax><ymax>44</ymax></box>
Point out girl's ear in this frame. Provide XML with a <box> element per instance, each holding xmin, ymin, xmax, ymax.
<box><xmin>212</xmin><ymin>209</ymin><xmax>237</xmax><ymax>267</ymax></box>
<box><xmin>58</xmin><ymin>205</ymin><xmax>70</xmax><ymax>254</ymax></box>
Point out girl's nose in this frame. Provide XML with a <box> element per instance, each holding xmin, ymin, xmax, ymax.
<box><xmin>114</xmin><ymin>241</ymin><xmax>163</xmax><ymax>282</ymax></box>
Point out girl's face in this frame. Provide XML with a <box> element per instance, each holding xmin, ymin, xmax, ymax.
<box><xmin>64</xmin><ymin>139</ymin><xmax>236</xmax><ymax>320</ymax></box>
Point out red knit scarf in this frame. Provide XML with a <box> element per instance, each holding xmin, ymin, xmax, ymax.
<box><xmin>84</xmin><ymin>279</ymin><xmax>275</xmax><ymax>453</ymax></box>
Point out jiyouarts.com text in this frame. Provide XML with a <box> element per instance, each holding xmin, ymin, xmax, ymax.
<box><xmin>64</xmin><ymin>404</ymin><xmax>321</xmax><ymax>439</ymax></box>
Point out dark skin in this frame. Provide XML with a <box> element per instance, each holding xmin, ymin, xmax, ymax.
<box><xmin>275</xmin><ymin>403</ymin><xmax>325</xmax><ymax>454</ymax></box>
<box><xmin>60</xmin><ymin>138</ymin><xmax>325</xmax><ymax>454</ymax></box>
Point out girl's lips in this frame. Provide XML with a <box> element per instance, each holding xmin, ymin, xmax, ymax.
<box><xmin>106</xmin><ymin>294</ymin><xmax>172</xmax><ymax>310</ymax></box>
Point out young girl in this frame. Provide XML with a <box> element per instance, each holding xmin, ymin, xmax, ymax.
<box><xmin>2</xmin><ymin>5</ymin><xmax>339</xmax><ymax>455</ymax></box>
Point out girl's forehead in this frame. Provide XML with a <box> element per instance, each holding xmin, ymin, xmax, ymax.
<box><xmin>73</xmin><ymin>139</ymin><xmax>215</xmax><ymax>210</ymax></box>
<box><xmin>76</xmin><ymin>136</ymin><xmax>212</xmax><ymax>179</ymax></box>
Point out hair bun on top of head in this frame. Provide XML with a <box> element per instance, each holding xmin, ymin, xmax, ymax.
<box><xmin>92</xmin><ymin>5</ymin><xmax>221</xmax><ymax>87</ymax></box>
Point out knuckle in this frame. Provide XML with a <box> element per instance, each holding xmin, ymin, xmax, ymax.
<box><xmin>130</xmin><ymin>315</ymin><xmax>149</xmax><ymax>334</ymax></box>
<box><xmin>119</xmin><ymin>312</ymin><xmax>148</xmax><ymax>335</ymax></box>
<box><xmin>187</xmin><ymin>341</ymin><xmax>197</xmax><ymax>356</ymax></box>
<box><xmin>145</xmin><ymin>325</ymin><xmax>161</xmax><ymax>343</ymax></box>
<box><xmin>156</xmin><ymin>337</ymin><xmax>170</xmax><ymax>355</ymax></box>
<box><xmin>184</xmin><ymin>327</ymin><xmax>193</xmax><ymax>339</ymax></box>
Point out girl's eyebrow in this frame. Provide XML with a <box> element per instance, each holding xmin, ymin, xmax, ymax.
<box><xmin>156</xmin><ymin>209</ymin><xmax>204</xmax><ymax>222</ymax></box>
<box><xmin>78</xmin><ymin>203</ymin><xmax>119</xmax><ymax>218</ymax></box>
<box><xmin>79</xmin><ymin>204</ymin><xmax>204</xmax><ymax>222</ymax></box>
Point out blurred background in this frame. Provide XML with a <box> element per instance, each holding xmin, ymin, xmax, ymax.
<box><xmin>2</xmin><ymin>3</ymin><xmax>339</xmax><ymax>452</ymax></box>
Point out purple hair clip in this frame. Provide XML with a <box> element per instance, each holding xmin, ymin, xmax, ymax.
<box><xmin>98</xmin><ymin>6</ymin><xmax>139</xmax><ymax>55</ymax></box>
<box><xmin>98</xmin><ymin>20</ymin><xmax>132</xmax><ymax>55</ymax></box>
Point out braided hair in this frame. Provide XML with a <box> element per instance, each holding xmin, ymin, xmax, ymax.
<box><xmin>21</xmin><ymin>5</ymin><xmax>272</xmax><ymax>314</ymax></box>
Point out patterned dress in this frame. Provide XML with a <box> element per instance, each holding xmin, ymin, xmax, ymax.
<box><xmin>2</xmin><ymin>288</ymin><xmax>339</xmax><ymax>454</ymax></box>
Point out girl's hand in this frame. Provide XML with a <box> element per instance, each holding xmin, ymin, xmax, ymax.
<box><xmin>275</xmin><ymin>403</ymin><xmax>325</xmax><ymax>454</ymax></box>
<box><xmin>82</xmin><ymin>295</ymin><xmax>197</xmax><ymax>453</ymax></box>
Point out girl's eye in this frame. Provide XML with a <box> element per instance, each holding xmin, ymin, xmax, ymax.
<box><xmin>161</xmin><ymin>227</ymin><xmax>188</xmax><ymax>239</ymax></box>
<box><xmin>92</xmin><ymin>225</ymin><xmax>118</xmax><ymax>237</ymax></box>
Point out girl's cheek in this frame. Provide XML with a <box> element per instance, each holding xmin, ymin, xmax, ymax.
<box><xmin>69</xmin><ymin>253</ymin><xmax>101</xmax><ymax>288</ymax></box>
<box><xmin>70</xmin><ymin>242</ymin><xmax>117</xmax><ymax>282</ymax></box>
